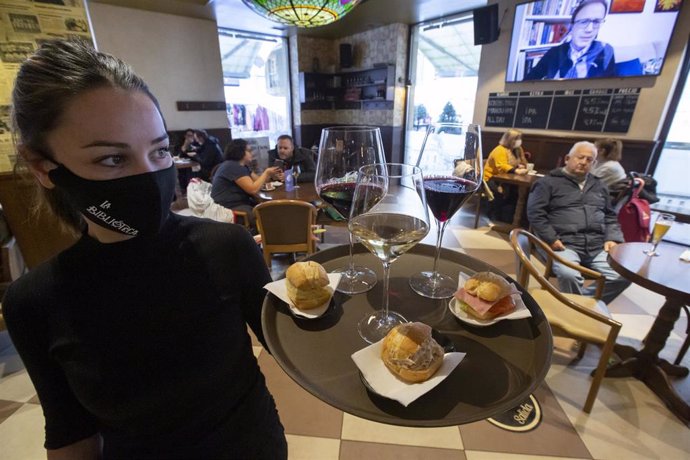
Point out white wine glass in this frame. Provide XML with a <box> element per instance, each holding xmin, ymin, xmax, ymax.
<box><xmin>315</xmin><ymin>126</ymin><xmax>385</xmax><ymax>294</ymax></box>
<box><xmin>350</xmin><ymin>163</ymin><xmax>431</xmax><ymax>343</ymax></box>
<box><xmin>409</xmin><ymin>123</ymin><xmax>483</xmax><ymax>298</ymax></box>
<box><xmin>292</xmin><ymin>164</ymin><xmax>301</xmax><ymax>188</ymax></box>
<box><xmin>644</xmin><ymin>213</ymin><xmax>675</xmax><ymax>256</ymax></box>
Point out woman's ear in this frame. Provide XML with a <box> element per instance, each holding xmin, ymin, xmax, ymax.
<box><xmin>18</xmin><ymin>145</ymin><xmax>57</xmax><ymax>189</ymax></box>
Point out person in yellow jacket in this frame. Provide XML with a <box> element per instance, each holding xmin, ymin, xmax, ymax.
<box><xmin>484</xmin><ymin>128</ymin><xmax>529</xmax><ymax>221</ymax></box>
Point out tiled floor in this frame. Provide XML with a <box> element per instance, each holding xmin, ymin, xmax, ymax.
<box><xmin>1</xmin><ymin>207</ymin><xmax>689</xmax><ymax>459</ymax></box>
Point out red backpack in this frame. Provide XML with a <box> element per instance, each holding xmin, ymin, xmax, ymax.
<box><xmin>617</xmin><ymin>179</ymin><xmax>651</xmax><ymax>242</ymax></box>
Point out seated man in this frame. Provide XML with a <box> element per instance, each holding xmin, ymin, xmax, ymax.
<box><xmin>268</xmin><ymin>134</ymin><xmax>316</xmax><ymax>183</ymax></box>
<box><xmin>526</xmin><ymin>141</ymin><xmax>630</xmax><ymax>304</ymax></box>
<box><xmin>187</xmin><ymin>129</ymin><xmax>223</xmax><ymax>182</ymax></box>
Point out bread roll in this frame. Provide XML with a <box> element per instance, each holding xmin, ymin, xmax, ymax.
<box><xmin>472</xmin><ymin>272</ymin><xmax>511</xmax><ymax>302</ymax></box>
<box><xmin>381</xmin><ymin>322</ymin><xmax>444</xmax><ymax>383</ymax></box>
<box><xmin>286</xmin><ymin>261</ymin><xmax>332</xmax><ymax>310</ymax></box>
<box><xmin>464</xmin><ymin>278</ymin><xmax>481</xmax><ymax>296</ymax></box>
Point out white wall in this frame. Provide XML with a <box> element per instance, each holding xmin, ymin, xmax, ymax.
<box><xmin>88</xmin><ymin>3</ymin><xmax>227</xmax><ymax>131</ymax></box>
<box><xmin>474</xmin><ymin>0</ymin><xmax>690</xmax><ymax>141</ymax></box>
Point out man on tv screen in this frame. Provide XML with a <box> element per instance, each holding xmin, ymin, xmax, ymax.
<box><xmin>525</xmin><ymin>0</ymin><xmax>615</xmax><ymax>80</ymax></box>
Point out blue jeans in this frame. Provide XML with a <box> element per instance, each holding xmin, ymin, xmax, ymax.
<box><xmin>551</xmin><ymin>248</ymin><xmax>631</xmax><ymax>305</ymax></box>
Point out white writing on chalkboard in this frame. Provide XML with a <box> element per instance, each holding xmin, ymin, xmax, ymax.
<box><xmin>486</xmin><ymin>88</ymin><xmax>639</xmax><ymax>133</ymax></box>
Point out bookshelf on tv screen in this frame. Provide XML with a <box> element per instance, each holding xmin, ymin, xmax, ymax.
<box><xmin>506</xmin><ymin>0</ymin><xmax>683</xmax><ymax>83</ymax></box>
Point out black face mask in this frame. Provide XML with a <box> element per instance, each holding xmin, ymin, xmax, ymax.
<box><xmin>48</xmin><ymin>164</ymin><xmax>177</xmax><ymax>237</ymax></box>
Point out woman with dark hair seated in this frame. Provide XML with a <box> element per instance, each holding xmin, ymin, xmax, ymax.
<box><xmin>211</xmin><ymin>139</ymin><xmax>280</xmax><ymax>230</ymax></box>
<box><xmin>592</xmin><ymin>138</ymin><xmax>626</xmax><ymax>193</ymax></box>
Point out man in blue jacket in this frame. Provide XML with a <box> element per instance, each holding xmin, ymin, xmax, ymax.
<box><xmin>527</xmin><ymin>141</ymin><xmax>630</xmax><ymax>304</ymax></box>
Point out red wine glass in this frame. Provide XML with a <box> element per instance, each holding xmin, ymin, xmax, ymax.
<box><xmin>409</xmin><ymin>123</ymin><xmax>483</xmax><ymax>298</ymax></box>
<box><xmin>315</xmin><ymin>126</ymin><xmax>385</xmax><ymax>295</ymax></box>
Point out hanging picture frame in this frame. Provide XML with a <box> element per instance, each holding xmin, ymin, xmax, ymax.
<box><xmin>654</xmin><ymin>0</ymin><xmax>682</xmax><ymax>12</ymax></box>
<box><xmin>610</xmin><ymin>0</ymin><xmax>646</xmax><ymax>13</ymax></box>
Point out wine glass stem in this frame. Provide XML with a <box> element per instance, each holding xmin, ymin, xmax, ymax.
<box><xmin>347</xmin><ymin>232</ymin><xmax>356</xmax><ymax>276</ymax></box>
<box><xmin>381</xmin><ymin>261</ymin><xmax>391</xmax><ymax>317</ymax></box>
<box><xmin>651</xmin><ymin>240</ymin><xmax>660</xmax><ymax>253</ymax></box>
<box><xmin>431</xmin><ymin>219</ymin><xmax>449</xmax><ymax>279</ymax></box>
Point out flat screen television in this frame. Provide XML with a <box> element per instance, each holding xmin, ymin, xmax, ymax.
<box><xmin>505</xmin><ymin>0</ymin><xmax>684</xmax><ymax>82</ymax></box>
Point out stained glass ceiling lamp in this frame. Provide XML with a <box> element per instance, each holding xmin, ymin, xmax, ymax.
<box><xmin>241</xmin><ymin>0</ymin><xmax>363</xmax><ymax>28</ymax></box>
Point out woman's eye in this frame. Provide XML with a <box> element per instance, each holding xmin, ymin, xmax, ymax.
<box><xmin>156</xmin><ymin>147</ymin><xmax>171</xmax><ymax>159</ymax></box>
<box><xmin>99</xmin><ymin>155</ymin><xmax>125</xmax><ymax>166</ymax></box>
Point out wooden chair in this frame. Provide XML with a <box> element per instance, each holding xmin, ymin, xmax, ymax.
<box><xmin>253</xmin><ymin>200</ymin><xmax>317</xmax><ymax>268</ymax></box>
<box><xmin>231</xmin><ymin>210</ymin><xmax>251</xmax><ymax>229</ymax></box>
<box><xmin>473</xmin><ymin>179</ymin><xmax>494</xmax><ymax>229</ymax></box>
<box><xmin>509</xmin><ymin>228</ymin><xmax>622</xmax><ymax>413</ymax></box>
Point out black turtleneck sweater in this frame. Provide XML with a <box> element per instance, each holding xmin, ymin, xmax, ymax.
<box><xmin>2</xmin><ymin>214</ymin><xmax>284</xmax><ymax>457</ymax></box>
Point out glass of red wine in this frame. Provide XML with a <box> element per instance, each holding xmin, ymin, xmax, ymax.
<box><xmin>409</xmin><ymin>123</ymin><xmax>483</xmax><ymax>299</ymax></box>
<box><xmin>315</xmin><ymin>127</ymin><xmax>385</xmax><ymax>295</ymax></box>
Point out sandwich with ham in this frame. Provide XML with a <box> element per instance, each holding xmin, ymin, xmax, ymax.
<box><xmin>454</xmin><ymin>272</ymin><xmax>517</xmax><ymax>320</ymax></box>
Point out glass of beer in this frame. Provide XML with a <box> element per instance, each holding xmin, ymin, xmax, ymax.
<box><xmin>644</xmin><ymin>213</ymin><xmax>675</xmax><ymax>256</ymax></box>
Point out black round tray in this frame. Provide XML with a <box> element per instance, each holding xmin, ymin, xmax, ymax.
<box><xmin>261</xmin><ymin>243</ymin><xmax>553</xmax><ymax>427</ymax></box>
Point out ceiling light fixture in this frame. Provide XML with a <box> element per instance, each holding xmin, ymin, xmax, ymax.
<box><xmin>241</xmin><ymin>0</ymin><xmax>363</xmax><ymax>28</ymax></box>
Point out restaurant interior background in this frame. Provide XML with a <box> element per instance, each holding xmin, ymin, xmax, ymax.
<box><xmin>83</xmin><ymin>0</ymin><xmax>689</xmax><ymax>212</ymax></box>
<box><xmin>0</xmin><ymin>0</ymin><xmax>687</xmax><ymax>276</ymax></box>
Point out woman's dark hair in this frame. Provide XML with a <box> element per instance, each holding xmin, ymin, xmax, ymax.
<box><xmin>224</xmin><ymin>139</ymin><xmax>248</xmax><ymax>161</ymax></box>
<box><xmin>571</xmin><ymin>0</ymin><xmax>608</xmax><ymax>23</ymax></box>
<box><xmin>594</xmin><ymin>138</ymin><xmax>623</xmax><ymax>162</ymax></box>
<box><xmin>11</xmin><ymin>38</ymin><xmax>163</xmax><ymax>232</ymax></box>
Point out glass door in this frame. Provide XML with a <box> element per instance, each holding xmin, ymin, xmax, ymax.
<box><xmin>404</xmin><ymin>13</ymin><xmax>482</xmax><ymax>165</ymax></box>
<box><xmin>217</xmin><ymin>29</ymin><xmax>291</xmax><ymax>169</ymax></box>
<box><xmin>653</xmin><ymin>75</ymin><xmax>690</xmax><ymax>216</ymax></box>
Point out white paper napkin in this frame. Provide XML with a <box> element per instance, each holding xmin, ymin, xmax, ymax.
<box><xmin>264</xmin><ymin>274</ymin><xmax>341</xmax><ymax>319</ymax></box>
<box><xmin>680</xmin><ymin>249</ymin><xmax>690</xmax><ymax>262</ymax></box>
<box><xmin>351</xmin><ymin>339</ymin><xmax>465</xmax><ymax>407</ymax></box>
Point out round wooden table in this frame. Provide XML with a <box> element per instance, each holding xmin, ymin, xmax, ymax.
<box><xmin>607</xmin><ymin>242</ymin><xmax>690</xmax><ymax>424</ymax></box>
<box><xmin>261</xmin><ymin>244</ymin><xmax>553</xmax><ymax>427</ymax></box>
<box><xmin>257</xmin><ymin>182</ymin><xmax>320</xmax><ymax>203</ymax></box>
<box><xmin>489</xmin><ymin>172</ymin><xmax>540</xmax><ymax>233</ymax></box>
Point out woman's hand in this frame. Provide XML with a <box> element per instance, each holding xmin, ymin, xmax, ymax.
<box><xmin>263</xmin><ymin>166</ymin><xmax>281</xmax><ymax>178</ymax></box>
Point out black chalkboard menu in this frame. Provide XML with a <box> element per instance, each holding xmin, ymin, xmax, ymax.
<box><xmin>486</xmin><ymin>88</ymin><xmax>639</xmax><ymax>133</ymax></box>
<box><xmin>604</xmin><ymin>88</ymin><xmax>640</xmax><ymax>133</ymax></box>
<box><xmin>485</xmin><ymin>92</ymin><xmax>518</xmax><ymax>127</ymax></box>
<box><xmin>574</xmin><ymin>89</ymin><xmax>612</xmax><ymax>131</ymax></box>
<box><xmin>514</xmin><ymin>91</ymin><xmax>553</xmax><ymax>129</ymax></box>
<box><xmin>548</xmin><ymin>90</ymin><xmax>581</xmax><ymax>130</ymax></box>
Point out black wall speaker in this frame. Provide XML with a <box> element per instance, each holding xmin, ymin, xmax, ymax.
<box><xmin>473</xmin><ymin>3</ymin><xmax>500</xmax><ymax>45</ymax></box>
<box><xmin>340</xmin><ymin>43</ymin><xmax>353</xmax><ymax>69</ymax></box>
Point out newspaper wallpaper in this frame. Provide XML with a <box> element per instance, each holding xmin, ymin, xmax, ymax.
<box><xmin>0</xmin><ymin>0</ymin><xmax>93</xmax><ymax>172</ymax></box>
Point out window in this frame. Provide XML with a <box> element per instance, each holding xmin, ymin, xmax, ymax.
<box><xmin>405</xmin><ymin>14</ymin><xmax>482</xmax><ymax>166</ymax></box>
<box><xmin>654</xmin><ymin>73</ymin><xmax>690</xmax><ymax>215</ymax></box>
<box><xmin>217</xmin><ymin>29</ymin><xmax>291</xmax><ymax>154</ymax></box>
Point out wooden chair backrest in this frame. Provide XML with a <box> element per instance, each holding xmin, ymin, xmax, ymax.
<box><xmin>254</xmin><ymin>200</ymin><xmax>317</xmax><ymax>253</ymax></box>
